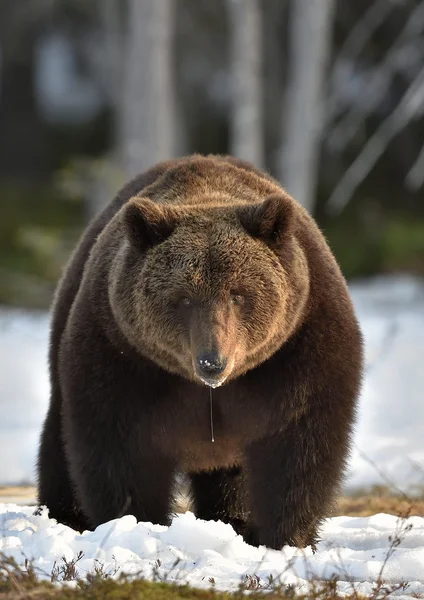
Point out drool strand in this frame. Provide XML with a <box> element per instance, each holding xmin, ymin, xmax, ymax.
<box><xmin>209</xmin><ymin>387</ymin><xmax>215</xmax><ymax>443</ymax></box>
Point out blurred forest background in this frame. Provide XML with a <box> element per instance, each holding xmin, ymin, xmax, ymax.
<box><xmin>1</xmin><ymin>0</ymin><xmax>424</xmax><ymax>309</ymax></box>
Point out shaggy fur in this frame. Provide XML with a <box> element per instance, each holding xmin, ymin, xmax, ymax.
<box><xmin>37</xmin><ymin>154</ymin><xmax>363</xmax><ymax>549</ymax></box>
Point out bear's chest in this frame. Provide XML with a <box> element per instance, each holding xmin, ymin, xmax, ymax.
<box><xmin>148</xmin><ymin>386</ymin><xmax>268</xmax><ymax>471</ymax></box>
<box><xmin>175</xmin><ymin>437</ymin><xmax>242</xmax><ymax>472</ymax></box>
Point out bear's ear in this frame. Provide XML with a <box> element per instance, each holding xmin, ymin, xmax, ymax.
<box><xmin>237</xmin><ymin>194</ymin><xmax>294</xmax><ymax>245</ymax></box>
<box><xmin>123</xmin><ymin>198</ymin><xmax>177</xmax><ymax>250</ymax></box>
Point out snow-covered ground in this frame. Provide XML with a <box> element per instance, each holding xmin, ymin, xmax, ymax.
<box><xmin>1</xmin><ymin>505</ymin><xmax>424</xmax><ymax>596</ymax></box>
<box><xmin>1</xmin><ymin>275</ymin><xmax>424</xmax><ymax>491</ymax></box>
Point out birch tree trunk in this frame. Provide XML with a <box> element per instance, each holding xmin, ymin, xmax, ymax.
<box><xmin>121</xmin><ymin>0</ymin><xmax>176</xmax><ymax>179</ymax></box>
<box><xmin>279</xmin><ymin>0</ymin><xmax>335</xmax><ymax>213</ymax></box>
<box><xmin>228</xmin><ymin>0</ymin><xmax>264</xmax><ymax>168</ymax></box>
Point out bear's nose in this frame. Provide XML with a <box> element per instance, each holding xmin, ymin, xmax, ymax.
<box><xmin>197</xmin><ymin>352</ymin><xmax>227</xmax><ymax>376</ymax></box>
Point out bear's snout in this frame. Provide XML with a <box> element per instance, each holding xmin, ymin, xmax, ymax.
<box><xmin>197</xmin><ymin>352</ymin><xmax>227</xmax><ymax>374</ymax></box>
<box><xmin>195</xmin><ymin>351</ymin><xmax>229</xmax><ymax>387</ymax></box>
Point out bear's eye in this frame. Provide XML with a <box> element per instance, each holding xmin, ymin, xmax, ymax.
<box><xmin>231</xmin><ymin>293</ymin><xmax>245</xmax><ymax>306</ymax></box>
<box><xmin>180</xmin><ymin>296</ymin><xmax>192</xmax><ymax>307</ymax></box>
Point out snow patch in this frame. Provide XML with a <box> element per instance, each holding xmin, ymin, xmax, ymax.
<box><xmin>0</xmin><ymin>506</ymin><xmax>423</xmax><ymax>596</ymax></box>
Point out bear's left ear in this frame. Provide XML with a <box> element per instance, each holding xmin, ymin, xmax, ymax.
<box><xmin>123</xmin><ymin>198</ymin><xmax>178</xmax><ymax>250</ymax></box>
<box><xmin>237</xmin><ymin>194</ymin><xmax>295</xmax><ymax>245</ymax></box>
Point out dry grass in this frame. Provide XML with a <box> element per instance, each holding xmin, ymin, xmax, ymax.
<box><xmin>2</xmin><ymin>483</ymin><xmax>424</xmax><ymax>519</ymax></box>
<box><xmin>336</xmin><ymin>494</ymin><xmax>424</xmax><ymax>517</ymax></box>
<box><xmin>174</xmin><ymin>484</ymin><xmax>424</xmax><ymax>518</ymax></box>
<box><xmin>0</xmin><ymin>487</ymin><xmax>36</xmax><ymax>505</ymax></box>
<box><xmin>0</xmin><ymin>552</ymin><xmax>373</xmax><ymax>599</ymax></box>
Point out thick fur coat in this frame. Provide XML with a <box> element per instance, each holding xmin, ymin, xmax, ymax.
<box><xmin>37</xmin><ymin>155</ymin><xmax>363</xmax><ymax>549</ymax></box>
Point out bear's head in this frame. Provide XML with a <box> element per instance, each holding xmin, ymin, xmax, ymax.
<box><xmin>110</xmin><ymin>192</ymin><xmax>310</xmax><ymax>386</ymax></box>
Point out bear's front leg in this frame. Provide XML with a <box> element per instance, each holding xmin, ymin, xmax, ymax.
<box><xmin>245</xmin><ymin>403</ymin><xmax>352</xmax><ymax>550</ymax></box>
<box><xmin>63</xmin><ymin>396</ymin><xmax>176</xmax><ymax>529</ymax></box>
<box><xmin>59</xmin><ymin>330</ymin><xmax>176</xmax><ymax>529</ymax></box>
<box><xmin>70</xmin><ymin>443</ymin><xmax>175</xmax><ymax>530</ymax></box>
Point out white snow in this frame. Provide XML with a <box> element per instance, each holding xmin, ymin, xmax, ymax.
<box><xmin>0</xmin><ymin>308</ymin><xmax>49</xmax><ymax>485</ymax></box>
<box><xmin>1</xmin><ymin>506</ymin><xmax>424</xmax><ymax>596</ymax></box>
<box><xmin>348</xmin><ymin>275</ymin><xmax>424</xmax><ymax>491</ymax></box>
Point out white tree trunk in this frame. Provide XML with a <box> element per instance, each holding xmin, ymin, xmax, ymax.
<box><xmin>279</xmin><ymin>0</ymin><xmax>335</xmax><ymax>213</ymax></box>
<box><xmin>121</xmin><ymin>0</ymin><xmax>176</xmax><ymax>178</ymax></box>
<box><xmin>228</xmin><ymin>0</ymin><xmax>264</xmax><ymax>168</ymax></box>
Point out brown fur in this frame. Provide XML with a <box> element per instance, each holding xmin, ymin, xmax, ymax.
<box><xmin>37</xmin><ymin>154</ymin><xmax>363</xmax><ymax>549</ymax></box>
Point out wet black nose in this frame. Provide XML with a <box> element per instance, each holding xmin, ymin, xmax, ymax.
<box><xmin>197</xmin><ymin>352</ymin><xmax>227</xmax><ymax>376</ymax></box>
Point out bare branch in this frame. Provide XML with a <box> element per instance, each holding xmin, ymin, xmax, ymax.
<box><xmin>327</xmin><ymin>64</ymin><xmax>424</xmax><ymax>214</ymax></box>
<box><xmin>326</xmin><ymin>0</ymin><xmax>424</xmax><ymax>153</ymax></box>
<box><xmin>405</xmin><ymin>137</ymin><xmax>424</xmax><ymax>190</ymax></box>
<box><xmin>326</xmin><ymin>0</ymin><xmax>396</xmax><ymax>125</ymax></box>
<box><xmin>355</xmin><ymin>449</ymin><xmax>412</xmax><ymax>503</ymax></box>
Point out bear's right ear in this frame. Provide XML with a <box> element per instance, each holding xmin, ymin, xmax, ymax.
<box><xmin>237</xmin><ymin>194</ymin><xmax>295</xmax><ymax>246</ymax></box>
<box><xmin>123</xmin><ymin>198</ymin><xmax>177</xmax><ymax>250</ymax></box>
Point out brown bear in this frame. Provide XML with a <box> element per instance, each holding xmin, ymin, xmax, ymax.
<box><xmin>37</xmin><ymin>154</ymin><xmax>363</xmax><ymax>550</ymax></box>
